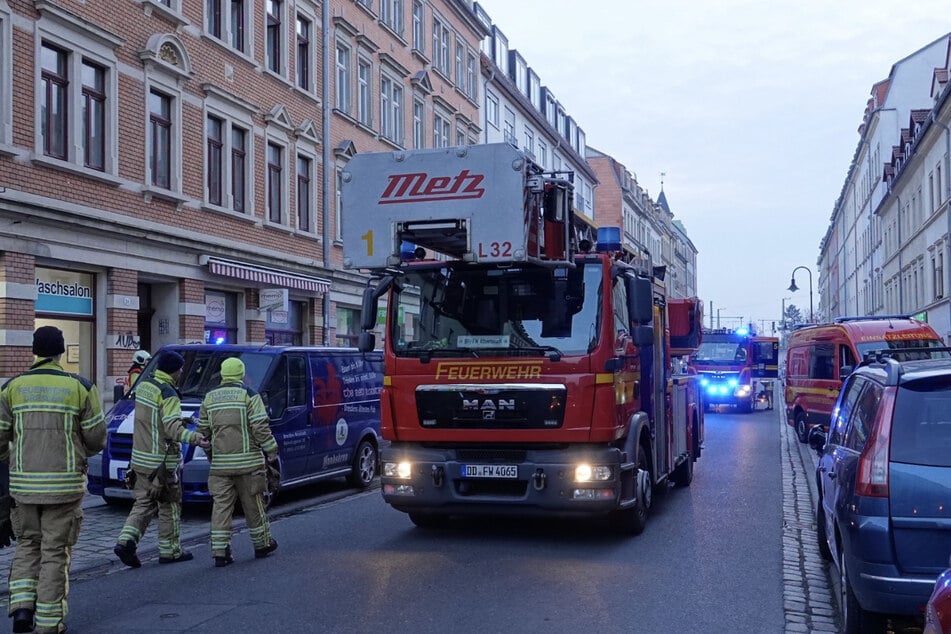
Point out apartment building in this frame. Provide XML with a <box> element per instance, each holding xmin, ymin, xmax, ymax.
<box><xmin>0</xmin><ymin>0</ymin><xmax>485</xmax><ymax>401</ymax></box>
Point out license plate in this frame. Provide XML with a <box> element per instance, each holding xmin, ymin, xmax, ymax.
<box><xmin>462</xmin><ymin>464</ymin><xmax>518</xmax><ymax>479</ymax></box>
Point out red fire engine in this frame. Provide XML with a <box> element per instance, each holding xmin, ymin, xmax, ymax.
<box><xmin>690</xmin><ymin>327</ymin><xmax>779</xmax><ymax>413</ymax></box>
<box><xmin>341</xmin><ymin>143</ymin><xmax>703</xmax><ymax>534</ymax></box>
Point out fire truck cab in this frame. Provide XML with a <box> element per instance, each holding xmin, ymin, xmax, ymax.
<box><xmin>691</xmin><ymin>327</ymin><xmax>779</xmax><ymax>413</ymax></box>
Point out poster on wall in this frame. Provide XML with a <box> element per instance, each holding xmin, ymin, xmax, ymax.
<box><xmin>35</xmin><ymin>268</ymin><xmax>93</xmax><ymax>316</ymax></box>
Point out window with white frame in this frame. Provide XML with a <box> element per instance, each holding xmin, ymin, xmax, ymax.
<box><xmin>203</xmin><ymin>90</ymin><xmax>255</xmax><ymax>215</ymax></box>
<box><xmin>412</xmin><ymin>1</ymin><xmax>424</xmax><ymax>53</ymax></box>
<box><xmin>381</xmin><ymin>0</ymin><xmax>403</xmax><ymax>36</ymax></box>
<box><xmin>485</xmin><ymin>91</ymin><xmax>499</xmax><ymax>128</ymax></box>
<box><xmin>493</xmin><ymin>28</ymin><xmax>507</xmax><ymax>67</ymax></box>
<box><xmin>335</xmin><ymin>42</ymin><xmax>351</xmax><ymax>112</ymax></box>
<box><xmin>380</xmin><ymin>73</ymin><xmax>403</xmax><ymax>144</ymax></box>
<box><xmin>266</xmin><ymin>141</ymin><xmax>285</xmax><ymax>224</ymax></box>
<box><xmin>296</xmin><ymin>154</ymin><xmax>313</xmax><ymax>232</ymax></box>
<box><xmin>455</xmin><ymin>37</ymin><xmax>464</xmax><ymax>88</ymax></box>
<box><xmin>266</xmin><ymin>0</ymin><xmax>284</xmax><ymax>75</ymax></box>
<box><xmin>33</xmin><ymin>8</ymin><xmax>121</xmax><ymax>175</ymax></box>
<box><xmin>296</xmin><ymin>13</ymin><xmax>312</xmax><ymax>90</ymax></box>
<box><xmin>537</xmin><ymin>140</ymin><xmax>547</xmax><ymax>169</ymax></box>
<box><xmin>0</xmin><ymin>0</ymin><xmax>9</xmax><ymax>150</ymax></box>
<box><xmin>206</xmin><ymin>0</ymin><xmax>249</xmax><ymax>54</ymax></box>
<box><xmin>432</xmin><ymin>15</ymin><xmax>450</xmax><ymax>77</ymax></box>
<box><xmin>433</xmin><ymin>110</ymin><xmax>450</xmax><ymax>148</ymax></box>
<box><xmin>357</xmin><ymin>57</ymin><xmax>372</xmax><ymax>126</ymax></box>
<box><xmin>148</xmin><ymin>89</ymin><xmax>173</xmax><ymax>189</ymax></box>
<box><xmin>466</xmin><ymin>49</ymin><xmax>477</xmax><ymax>100</ymax></box>
<box><xmin>502</xmin><ymin>107</ymin><xmax>515</xmax><ymax>145</ymax></box>
<box><xmin>413</xmin><ymin>97</ymin><xmax>424</xmax><ymax>148</ymax></box>
<box><xmin>523</xmin><ymin>127</ymin><xmax>533</xmax><ymax>156</ymax></box>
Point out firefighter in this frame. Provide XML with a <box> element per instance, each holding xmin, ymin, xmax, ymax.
<box><xmin>113</xmin><ymin>350</ymin><xmax>207</xmax><ymax>568</ymax></box>
<box><xmin>127</xmin><ymin>349</ymin><xmax>151</xmax><ymax>387</ymax></box>
<box><xmin>197</xmin><ymin>357</ymin><xmax>279</xmax><ymax>567</ymax></box>
<box><xmin>0</xmin><ymin>325</ymin><xmax>106</xmax><ymax>634</ymax></box>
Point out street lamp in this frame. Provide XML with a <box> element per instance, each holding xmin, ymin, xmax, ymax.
<box><xmin>788</xmin><ymin>266</ymin><xmax>814</xmax><ymax>323</ymax></box>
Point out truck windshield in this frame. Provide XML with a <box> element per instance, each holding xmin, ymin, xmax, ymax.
<box><xmin>140</xmin><ymin>350</ymin><xmax>278</xmax><ymax>398</ymax></box>
<box><xmin>693</xmin><ymin>339</ymin><xmax>747</xmax><ymax>364</ymax></box>
<box><xmin>855</xmin><ymin>338</ymin><xmax>950</xmax><ymax>361</ymax></box>
<box><xmin>391</xmin><ymin>262</ymin><xmax>602</xmax><ymax>357</ymax></box>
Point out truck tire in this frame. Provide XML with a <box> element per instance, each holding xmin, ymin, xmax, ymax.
<box><xmin>611</xmin><ymin>445</ymin><xmax>650</xmax><ymax>535</ymax></box>
<box><xmin>795</xmin><ymin>411</ymin><xmax>810</xmax><ymax>443</ymax></box>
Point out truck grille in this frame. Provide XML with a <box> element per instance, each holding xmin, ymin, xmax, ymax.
<box><xmin>416</xmin><ymin>385</ymin><xmax>566</xmax><ymax>430</ymax></box>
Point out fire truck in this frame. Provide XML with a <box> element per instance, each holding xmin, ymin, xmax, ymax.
<box><xmin>341</xmin><ymin>143</ymin><xmax>703</xmax><ymax>534</ymax></box>
<box><xmin>690</xmin><ymin>327</ymin><xmax>779</xmax><ymax>412</ymax></box>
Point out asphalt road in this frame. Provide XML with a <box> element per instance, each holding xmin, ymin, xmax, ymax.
<box><xmin>56</xmin><ymin>406</ymin><xmax>787</xmax><ymax>634</ymax></box>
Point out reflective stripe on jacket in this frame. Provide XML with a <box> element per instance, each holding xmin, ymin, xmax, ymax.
<box><xmin>197</xmin><ymin>382</ymin><xmax>278</xmax><ymax>475</ymax></box>
<box><xmin>130</xmin><ymin>371</ymin><xmax>201</xmax><ymax>473</ymax></box>
<box><xmin>0</xmin><ymin>360</ymin><xmax>106</xmax><ymax>504</ymax></box>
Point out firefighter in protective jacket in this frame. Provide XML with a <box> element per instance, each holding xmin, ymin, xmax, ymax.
<box><xmin>114</xmin><ymin>351</ymin><xmax>206</xmax><ymax>568</ymax></box>
<box><xmin>197</xmin><ymin>357</ymin><xmax>279</xmax><ymax>567</ymax></box>
<box><xmin>0</xmin><ymin>326</ymin><xmax>106</xmax><ymax>634</ymax></box>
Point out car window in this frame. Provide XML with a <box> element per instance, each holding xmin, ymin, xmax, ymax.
<box><xmin>839</xmin><ymin>345</ymin><xmax>856</xmax><ymax>373</ymax></box>
<box><xmin>830</xmin><ymin>375</ymin><xmax>864</xmax><ymax>445</ymax></box>
<box><xmin>844</xmin><ymin>381</ymin><xmax>882</xmax><ymax>452</ymax></box>
<box><xmin>809</xmin><ymin>343</ymin><xmax>835</xmax><ymax>380</ymax></box>
<box><xmin>891</xmin><ymin>376</ymin><xmax>951</xmax><ymax>467</ymax></box>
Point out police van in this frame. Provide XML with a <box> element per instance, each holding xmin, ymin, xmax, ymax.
<box><xmin>87</xmin><ymin>345</ymin><xmax>383</xmax><ymax>504</ymax></box>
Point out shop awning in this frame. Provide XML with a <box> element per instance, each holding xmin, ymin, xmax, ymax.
<box><xmin>204</xmin><ymin>257</ymin><xmax>331</xmax><ymax>294</ymax></box>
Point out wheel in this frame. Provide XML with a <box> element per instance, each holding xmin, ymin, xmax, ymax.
<box><xmin>815</xmin><ymin>497</ymin><xmax>832</xmax><ymax>562</ymax></box>
<box><xmin>795</xmin><ymin>411</ymin><xmax>810</xmax><ymax>443</ymax></box>
<box><xmin>347</xmin><ymin>438</ymin><xmax>378</xmax><ymax>489</ymax></box>
<box><xmin>611</xmin><ymin>445</ymin><xmax>651</xmax><ymax>535</ymax></box>
<box><xmin>840</xmin><ymin>549</ymin><xmax>880</xmax><ymax>634</ymax></box>
<box><xmin>670</xmin><ymin>454</ymin><xmax>693</xmax><ymax>487</ymax></box>
<box><xmin>408</xmin><ymin>512</ymin><xmax>450</xmax><ymax>528</ymax></box>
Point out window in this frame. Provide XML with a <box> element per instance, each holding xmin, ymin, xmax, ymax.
<box><xmin>809</xmin><ymin>343</ymin><xmax>835</xmax><ymax>380</ymax></box>
<box><xmin>381</xmin><ymin>0</ymin><xmax>403</xmax><ymax>35</ymax></box>
<box><xmin>231</xmin><ymin>127</ymin><xmax>247</xmax><ymax>212</ymax></box>
<box><xmin>206</xmin><ymin>115</ymin><xmax>224</xmax><ymax>205</ymax></box>
<box><xmin>937</xmin><ymin>250</ymin><xmax>945</xmax><ymax>299</ymax></box>
<box><xmin>830</xmin><ymin>376</ymin><xmax>864</xmax><ymax>445</ymax></box>
<box><xmin>412</xmin><ymin>1</ymin><xmax>424</xmax><ymax>53</ymax></box>
<box><xmin>296</xmin><ymin>15</ymin><xmax>311</xmax><ymax>90</ymax></box>
<box><xmin>266</xmin><ymin>0</ymin><xmax>283</xmax><ymax>74</ymax></box>
<box><xmin>433</xmin><ymin>111</ymin><xmax>450</xmax><ymax>148</ymax></box>
<box><xmin>412</xmin><ymin>98</ymin><xmax>424</xmax><ymax>149</ymax></box>
<box><xmin>336</xmin><ymin>306</ymin><xmax>360</xmax><ymax>346</ymax></box>
<box><xmin>297</xmin><ymin>155</ymin><xmax>312</xmax><ymax>232</ymax></box>
<box><xmin>335</xmin><ymin>43</ymin><xmax>351</xmax><ymax>112</ymax></box>
<box><xmin>537</xmin><ymin>140</ymin><xmax>547</xmax><ymax>169</ymax></box>
<box><xmin>358</xmin><ymin>58</ymin><xmax>372</xmax><ymax>126</ymax></box>
<box><xmin>380</xmin><ymin>74</ymin><xmax>403</xmax><ymax>144</ymax></box>
<box><xmin>335</xmin><ymin>168</ymin><xmax>343</xmax><ymax>241</ymax></box>
<box><xmin>466</xmin><ymin>50</ymin><xmax>477</xmax><ymax>100</ymax></box>
<box><xmin>523</xmin><ymin>127</ymin><xmax>533</xmax><ymax>155</ymax></box>
<box><xmin>267</xmin><ymin>142</ymin><xmax>283</xmax><ymax>223</ymax></box>
<box><xmin>432</xmin><ymin>15</ymin><xmax>450</xmax><ymax>76</ymax></box>
<box><xmin>80</xmin><ymin>61</ymin><xmax>106</xmax><ymax>170</ymax></box>
<box><xmin>41</xmin><ymin>44</ymin><xmax>68</xmax><ymax>160</ymax></box>
<box><xmin>207</xmin><ymin>0</ymin><xmax>248</xmax><ymax>53</ymax></box>
<box><xmin>455</xmin><ymin>37</ymin><xmax>464</xmax><ymax>87</ymax></box>
<box><xmin>845</xmin><ymin>382</ymin><xmax>882</xmax><ymax>452</ymax></box>
<box><xmin>149</xmin><ymin>90</ymin><xmax>172</xmax><ymax>189</ymax></box>
<box><xmin>503</xmin><ymin>107</ymin><xmax>515</xmax><ymax>145</ymax></box>
<box><xmin>485</xmin><ymin>92</ymin><xmax>499</xmax><ymax>128</ymax></box>
<box><xmin>0</xmin><ymin>2</ymin><xmax>10</xmax><ymax>150</ymax></box>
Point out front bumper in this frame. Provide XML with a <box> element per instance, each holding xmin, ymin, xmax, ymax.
<box><xmin>379</xmin><ymin>444</ymin><xmax>625</xmax><ymax>517</ymax></box>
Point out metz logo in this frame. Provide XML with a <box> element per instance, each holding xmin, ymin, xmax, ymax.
<box><xmin>379</xmin><ymin>170</ymin><xmax>485</xmax><ymax>204</ymax></box>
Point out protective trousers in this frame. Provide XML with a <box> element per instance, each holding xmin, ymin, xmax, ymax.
<box><xmin>208</xmin><ymin>471</ymin><xmax>271</xmax><ymax>556</ymax></box>
<box><xmin>8</xmin><ymin>499</ymin><xmax>83</xmax><ymax>634</ymax></box>
<box><xmin>116</xmin><ymin>469</ymin><xmax>185</xmax><ymax>559</ymax></box>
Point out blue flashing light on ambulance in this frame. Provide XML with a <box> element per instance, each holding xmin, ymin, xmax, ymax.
<box><xmin>87</xmin><ymin>344</ymin><xmax>383</xmax><ymax>504</ymax></box>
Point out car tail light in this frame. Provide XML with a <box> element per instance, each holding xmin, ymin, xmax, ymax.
<box><xmin>856</xmin><ymin>389</ymin><xmax>895</xmax><ymax>497</ymax></box>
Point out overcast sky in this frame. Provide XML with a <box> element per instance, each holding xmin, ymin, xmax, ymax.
<box><xmin>474</xmin><ymin>0</ymin><xmax>950</xmax><ymax>333</ymax></box>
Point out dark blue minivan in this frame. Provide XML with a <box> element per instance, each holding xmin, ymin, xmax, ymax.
<box><xmin>87</xmin><ymin>345</ymin><xmax>383</xmax><ymax>504</ymax></box>
<box><xmin>810</xmin><ymin>351</ymin><xmax>951</xmax><ymax>633</ymax></box>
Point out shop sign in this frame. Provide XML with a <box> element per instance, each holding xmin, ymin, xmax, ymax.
<box><xmin>260</xmin><ymin>288</ymin><xmax>289</xmax><ymax>312</ymax></box>
<box><xmin>35</xmin><ymin>268</ymin><xmax>93</xmax><ymax>316</ymax></box>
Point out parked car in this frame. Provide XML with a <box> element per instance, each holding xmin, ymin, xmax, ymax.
<box><xmin>808</xmin><ymin>348</ymin><xmax>951</xmax><ymax>633</ymax></box>
<box><xmin>87</xmin><ymin>344</ymin><xmax>384</xmax><ymax>504</ymax></box>
<box><xmin>925</xmin><ymin>559</ymin><xmax>951</xmax><ymax>634</ymax></box>
<box><xmin>786</xmin><ymin>315</ymin><xmax>945</xmax><ymax>442</ymax></box>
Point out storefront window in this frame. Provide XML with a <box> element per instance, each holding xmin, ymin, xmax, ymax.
<box><xmin>266</xmin><ymin>299</ymin><xmax>303</xmax><ymax>345</ymax></box>
<box><xmin>34</xmin><ymin>267</ymin><xmax>96</xmax><ymax>378</ymax></box>
<box><xmin>205</xmin><ymin>291</ymin><xmax>237</xmax><ymax>343</ymax></box>
<box><xmin>336</xmin><ymin>306</ymin><xmax>359</xmax><ymax>347</ymax></box>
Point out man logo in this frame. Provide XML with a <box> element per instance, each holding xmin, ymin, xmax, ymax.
<box><xmin>462</xmin><ymin>398</ymin><xmax>514</xmax><ymax>420</ymax></box>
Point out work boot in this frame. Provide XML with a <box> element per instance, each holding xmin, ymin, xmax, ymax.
<box><xmin>11</xmin><ymin>608</ymin><xmax>34</xmax><ymax>633</ymax></box>
<box><xmin>158</xmin><ymin>551</ymin><xmax>194</xmax><ymax>564</ymax></box>
<box><xmin>254</xmin><ymin>538</ymin><xmax>278</xmax><ymax>559</ymax></box>
<box><xmin>214</xmin><ymin>547</ymin><xmax>234</xmax><ymax>568</ymax></box>
<box><xmin>113</xmin><ymin>541</ymin><xmax>141</xmax><ymax>568</ymax></box>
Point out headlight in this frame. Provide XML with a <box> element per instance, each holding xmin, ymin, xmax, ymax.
<box><xmin>736</xmin><ymin>385</ymin><xmax>752</xmax><ymax>396</ymax></box>
<box><xmin>384</xmin><ymin>461</ymin><xmax>412</xmax><ymax>479</ymax></box>
<box><xmin>575</xmin><ymin>464</ymin><xmax>611</xmax><ymax>482</ymax></box>
<box><xmin>727</xmin><ymin>378</ymin><xmax>738</xmax><ymax>387</ymax></box>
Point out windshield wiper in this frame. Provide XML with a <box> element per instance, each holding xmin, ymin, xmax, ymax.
<box><xmin>399</xmin><ymin>347</ymin><xmax>481</xmax><ymax>363</ymax></box>
<box><xmin>515</xmin><ymin>345</ymin><xmax>563</xmax><ymax>361</ymax></box>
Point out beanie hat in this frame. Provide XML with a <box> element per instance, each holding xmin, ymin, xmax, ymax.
<box><xmin>155</xmin><ymin>351</ymin><xmax>185</xmax><ymax>374</ymax></box>
<box><xmin>220</xmin><ymin>357</ymin><xmax>245</xmax><ymax>383</ymax></box>
<box><xmin>32</xmin><ymin>326</ymin><xmax>66</xmax><ymax>358</ymax></box>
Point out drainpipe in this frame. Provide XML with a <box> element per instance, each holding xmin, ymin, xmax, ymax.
<box><xmin>321</xmin><ymin>0</ymin><xmax>331</xmax><ymax>345</ymax></box>
<box><xmin>896</xmin><ymin>192</ymin><xmax>903</xmax><ymax>312</ymax></box>
<box><xmin>931</xmin><ymin>111</ymin><xmax>951</xmax><ymax>336</ymax></box>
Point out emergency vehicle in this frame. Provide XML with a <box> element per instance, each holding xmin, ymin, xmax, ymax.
<box><xmin>341</xmin><ymin>143</ymin><xmax>703</xmax><ymax>534</ymax></box>
<box><xmin>691</xmin><ymin>327</ymin><xmax>779</xmax><ymax>412</ymax></box>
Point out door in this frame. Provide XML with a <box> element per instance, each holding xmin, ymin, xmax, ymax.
<box><xmin>262</xmin><ymin>354</ymin><xmax>311</xmax><ymax>480</ymax></box>
<box><xmin>807</xmin><ymin>342</ymin><xmax>840</xmax><ymax>427</ymax></box>
<box><xmin>308</xmin><ymin>353</ymin><xmax>352</xmax><ymax>474</ymax></box>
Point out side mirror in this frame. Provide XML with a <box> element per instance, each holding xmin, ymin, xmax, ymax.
<box><xmin>839</xmin><ymin>365</ymin><xmax>853</xmax><ymax>378</ymax></box>
<box><xmin>808</xmin><ymin>426</ymin><xmax>827</xmax><ymax>455</ymax></box>
<box><xmin>631</xmin><ymin>325</ymin><xmax>654</xmax><ymax>348</ymax></box>
<box><xmin>358</xmin><ymin>332</ymin><xmax>376</xmax><ymax>353</ymax></box>
<box><xmin>360</xmin><ymin>276</ymin><xmax>395</xmax><ymax>331</ymax></box>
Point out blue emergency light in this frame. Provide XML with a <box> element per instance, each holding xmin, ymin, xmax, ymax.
<box><xmin>596</xmin><ymin>227</ymin><xmax>621</xmax><ymax>252</ymax></box>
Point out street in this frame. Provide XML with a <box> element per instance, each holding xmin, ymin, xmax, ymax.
<box><xmin>0</xmin><ymin>404</ymin><xmax>843</xmax><ymax>634</ymax></box>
